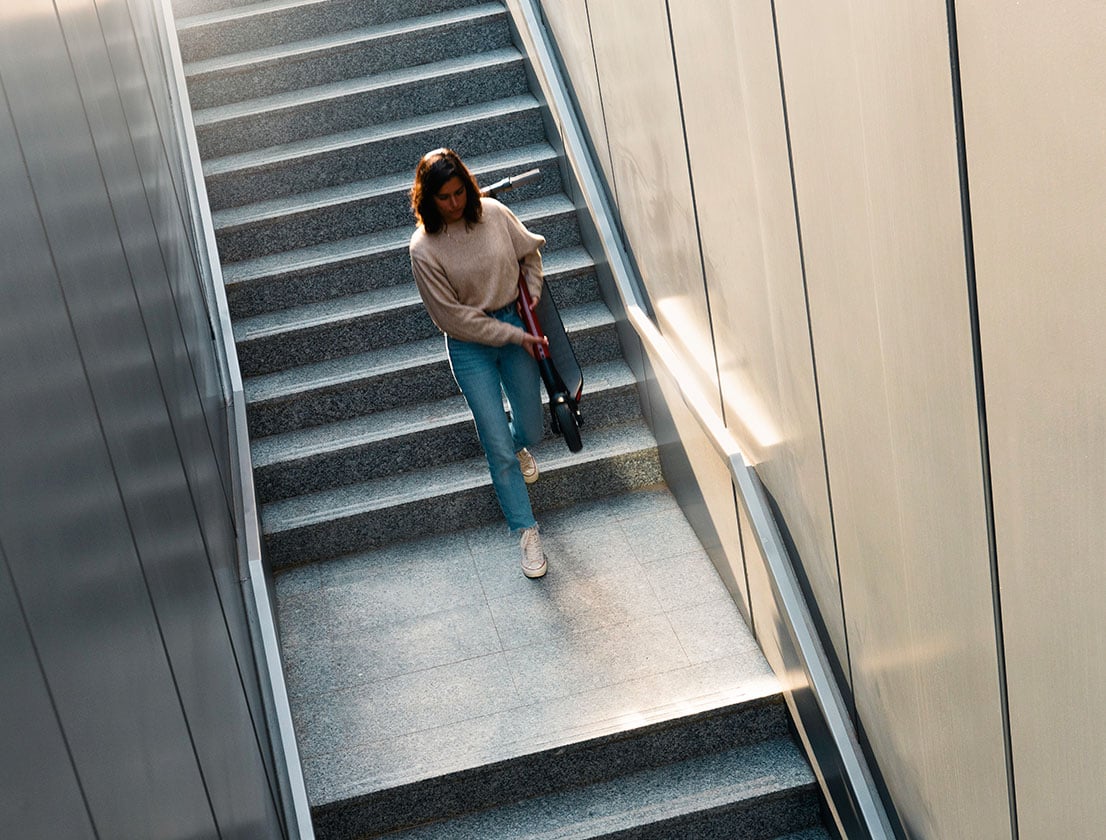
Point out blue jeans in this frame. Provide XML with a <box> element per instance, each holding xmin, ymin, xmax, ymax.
<box><xmin>447</xmin><ymin>307</ymin><xmax>544</xmax><ymax>532</ymax></box>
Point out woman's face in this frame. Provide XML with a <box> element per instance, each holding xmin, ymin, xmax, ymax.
<box><xmin>433</xmin><ymin>176</ymin><xmax>467</xmax><ymax>225</ymax></box>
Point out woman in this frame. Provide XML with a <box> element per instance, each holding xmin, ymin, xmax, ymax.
<box><xmin>409</xmin><ymin>148</ymin><xmax>550</xmax><ymax>578</ymax></box>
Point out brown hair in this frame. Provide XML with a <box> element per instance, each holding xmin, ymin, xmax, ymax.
<box><xmin>410</xmin><ymin>148</ymin><xmax>483</xmax><ymax>234</ymax></box>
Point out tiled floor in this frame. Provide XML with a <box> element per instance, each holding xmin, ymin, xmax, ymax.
<box><xmin>274</xmin><ymin>487</ymin><xmax>780</xmax><ymax>807</ymax></box>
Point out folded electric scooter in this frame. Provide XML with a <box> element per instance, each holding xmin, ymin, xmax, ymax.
<box><xmin>482</xmin><ymin>169</ymin><xmax>584</xmax><ymax>452</ymax></box>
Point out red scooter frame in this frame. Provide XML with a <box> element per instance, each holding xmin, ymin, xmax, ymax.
<box><xmin>482</xmin><ymin>170</ymin><xmax>584</xmax><ymax>452</ymax></box>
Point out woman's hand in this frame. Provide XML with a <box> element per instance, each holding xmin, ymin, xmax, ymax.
<box><xmin>520</xmin><ymin>331</ymin><xmax>549</xmax><ymax>359</ymax></box>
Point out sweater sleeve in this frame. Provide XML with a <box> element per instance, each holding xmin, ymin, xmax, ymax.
<box><xmin>410</xmin><ymin>253</ymin><xmax>526</xmax><ymax>347</ymax></box>
<box><xmin>498</xmin><ymin>201</ymin><xmax>545</xmax><ymax>304</ymax></box>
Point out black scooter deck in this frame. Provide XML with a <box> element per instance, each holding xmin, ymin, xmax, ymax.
<box><xmin>533</xmin><ymin>282</ymin><xmax>582</xmax><ymax>404</ymax></box>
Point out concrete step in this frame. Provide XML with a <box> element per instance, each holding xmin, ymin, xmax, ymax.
<box><xmin>194</xmin><ymin>47</ymin><xmax>528</xmax><ymax>159</ymax></box>
<box><xmin>317</xmin><ymin>737</ymin><xmax>821</xmax><ymax>839</ymax></box>
<box><xmin>302</xmin><ymin>690</ymin><xmax>803</xmax><ymax>838</ymax></box>
<box><xmin>176</xmin><ymin>0</ymin><xmax>489</xmax><ymax>63</ymax></box>
<box><xmin>260</xmin><ymin>419</ymin><xmax>664</xmax><ymax>568</ymax></box>
<box><xmin>185</xmin><ymin>4</ymin><xmax>511</xmax><ymax>109</ymax></box>
<box><xmin>251</xmin><ymin>358</ymin><xmax>641</xmax><ymax>503</ymax></box>
<box><xmin>233</xmin><ymin>247</ymin><xmax>598</xmax><ymax>377</ymax></box>
<box><xmin>203</xmin><ymin>95</ymin><xmax>545</xmax><ymax>210</ymax></box>
<box><xmin>243</xmin><ymin>298</ymin><xmax>623</xmax><ymax>438</ymax></box>
<box><xmin>274</xmin><ymin>489</ymin><xmax>804</xmax><ymax>838</ymax></box>
<box><xmin>212</xmin><ymin>142</ymin><xmax>562</xmax><ymax>262</ymax></box>
<box><xmin>223</xmin><ymin>193</ymin><xmax>585</xmax><ymax>319</ymax></box>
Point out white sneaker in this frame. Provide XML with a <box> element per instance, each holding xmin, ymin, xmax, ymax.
<box><xmin>517</xmin><ymin>448</ymin><xmax>539</xmax><ymax>485</ymax></box>
<box><xmin>519</xmin><ymin>525</ymin><xmax>547</xmax><ymax>578</ymax></box>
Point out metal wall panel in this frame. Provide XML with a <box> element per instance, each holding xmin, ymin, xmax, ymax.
<box><xmin>104</xmin><ymin>0</ymin><xmax>278</xmax><ymax>798</ymax></box>
<box><xmin>773</xmin><ymin>2</ymin><xmax>1010</xmax><ymax>835</ymax></box>
<box><xmin>667</xmin><ymin>0</ymin><xmax>846</xmax><ymax>683</ymax></box>
<box><xmin>115</xmin><ymin>0</ymin><xmax>236</xmax><ymax>508</ymax></box>
<box><xmin>95</xmin><ymin>0</ymin><xmax>243</xmax><ymax>632</ymax></box>
<box><xmin>0</xmin><ymin>550</ymin><xmax>98</xmax><ymax>840</ymax></box>
<box><xmin>0</xmin><ymin>1</ymin><xmax>284</xmax><ymax>836</ymax></box>
<box><xmin>536</xmin><ymin>0</ymin><xmax>616</xmax><ymax>194</ymax></box>
<box><xmin>585</xmin><ymin>0</ymin><xmax>720</xmax><ymax>414</ymax></box>
<box><xmin>956</xmin><ymin>3</ymin><xmax>1106</xmax><ymax>836</ymax></box>
<box><xmin>0</xmin><ymin>34</ymin><xmax>218</xmax><ymax>837</ymax></box>
<box><xmin>54</xmin><ymin>1</ymin><xmax>281</xmax><ymax>835</ymax></box>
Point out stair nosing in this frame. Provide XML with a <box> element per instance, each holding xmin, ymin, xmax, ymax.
<box><xmin>242</xmin><ymin>298</ymin><xmax>613</xmax><ymax>406</ymax></box>
<box><xmin>233</xmin><ymin>246</ymin><xmax>593</xmax><ymax>344</ymax></box>
<box><xmin>234</xmin><ymin>285</ymin><xmax>420</xmax><ymax>344</ymax></box>
<box><xmin>222</xmin><ymin>192</ymin><xmax>578</xmax><ymax>286</ymax></box>
<box><xmin>193</xmin><ymin>46</ymin><xmax>523</xmax><ymax>127</ymax></box>
<box><xmin>211</xmin><ymin>141</ymin><xmax>558</xmax><ymax>231</ymax></box>
<box><xmin>250</xmin><ymin>357</ymin><xmax>632</xmax><ymax>469</ymax></box>
<box><xmin>203</xmin><ymin>94</ymin><xmax>540</xmax><ymax>179</ymax></box>
<box><xmin>310</xmin><ymin>689</ymin><xmax>789</xmax><ymax>808</ymax></box>
<box><xmin>260</xmin><ymin>419</ymin><xmax>659</xmax><ymax>534</ymax></box>
<box><xmin>177</xmin><ymin>0</ymin><xmax>333</xmax><ymax>30</ymax></box>
<box><xmin>184</xmin><ymin>3</ymin><xmax>507</xmax><ymax>77</ymax></box>
<box><xmin>374</xmin><ymin>738</ymin><xmax>816</xmax><ymax>840</ymax></box>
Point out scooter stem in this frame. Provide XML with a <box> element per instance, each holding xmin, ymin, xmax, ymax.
<box><xmin>516</xmin><ymin>269</ymin><xmax>551</xmax><ymax>361</ymax></box>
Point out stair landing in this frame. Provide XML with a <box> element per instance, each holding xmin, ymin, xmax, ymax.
<box><xmin>274</xmin><ymin>486</ymin><xmax>783</xmax><ymax>820</ymax></box>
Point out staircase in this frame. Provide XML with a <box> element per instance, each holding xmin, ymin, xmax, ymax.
<box><xmin>172</xmin><ymin>0</ymin><xmax>834</xmax><ymax>836</ymax></box>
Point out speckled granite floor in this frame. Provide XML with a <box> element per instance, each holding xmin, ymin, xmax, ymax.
<box><xmin>273</xmin><ymin>486</ymin><xmax>779</xmax><ymax>809</ymax></box>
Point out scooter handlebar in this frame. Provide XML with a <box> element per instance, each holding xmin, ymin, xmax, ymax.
<box><xmin>481</xmin><ymin>168</ymin><xmax>541</xmax><ymax>198</ymax></box>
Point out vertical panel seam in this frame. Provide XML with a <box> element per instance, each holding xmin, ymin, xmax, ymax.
<box><xmin>945</xmin><ymin>2</ymin><xmax>1019</xmax><ymax>836</ymax></box>
<box><xmin>663</xmin><ymin>1</ymin><xmax>754</xmax><ymax>634</ymax></box>
<box><xmin>662</xmin><ymin>0</ymin><xmax>727</xmax><ymax>420</ymax></box>
<box><xmin>0</xmin><ymin>79</ymin><xmax>103</xmax><ymax>838</ymax></box>
<box><xmin>581</xmin><ymin>0</ymin><xmax>619</xmax><ymax>211</ymax></box>
<box><xmin>115</xmin><ymin>0</ymin><xmax>238</xmax><ymax>523</ymax></box>
<box><xmin>32</xmin><ymin>2</ymin><xmax>222</xmax><ymax>829</ymax></box>
<box><xmin>122</xmin><ymin>0</ymin><xmax>236</xmax><ymax>521</ymax></box>
<box><xmin>0</xmin><ymin>537</ymin><xmax>101</xmax><ymax>835</ymax></box>
<box><xmin>89</xmin><ymin>2</ymin><xmax>287</xmax><ymax>824</ymax></box>
<box><xmin>767</xmin><ymin>0</ymin><xmax>855</xmax><ymax>700</ymax></box>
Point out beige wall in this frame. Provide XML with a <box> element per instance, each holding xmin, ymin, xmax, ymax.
<box><xmin>537</xmin><ymin>0</ymin><xmax>1106</xmax><ymax>835</ymax></box>
<box><xmin>667</xmin><ymin>0</ymin><xmax>847</xmax><ymax>690</ymax></box>
<box><xmin>956</xmin><ymin>2</ymin><xmax>1106</xmax><ymax>837</ymax></box>
<box><xmin>774</xmin><ymin>2</ymin><xmax>1010</xmax><ymax>835</ymax></box>
<box><xmin>536</xmin><ymin>0</ymin><xmax>615</xmax><ymax>190</ymax></box>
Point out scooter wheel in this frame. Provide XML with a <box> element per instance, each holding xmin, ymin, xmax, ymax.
<box><xmin>554</xmin><ymin>400</ymin><xmax>582</xmax><ymax>453</ymax></box>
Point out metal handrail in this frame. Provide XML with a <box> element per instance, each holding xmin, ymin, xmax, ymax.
<box><xmin>152</xmin><ymin>2</ymin><xmax>314</xmax><ymax>837</ymax></box>
<box><xmin>508</xmin><ymin>2</ymin><xmax>895</xmax><ymax>837</ymax></box>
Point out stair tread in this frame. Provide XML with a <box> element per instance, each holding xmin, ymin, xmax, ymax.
<box><xmin>184</xmin><ymin>3</ymin><xmax>505</xmax><ymax>78</ymax></box>
<box><xmin>212</xmin><ymin>142</ymin><xmax>557</xmax><ymax>230</ymax></box>
<box><xmin>235</xmin><ymin>283</ymin><xmax>417</xmax><ymax>344</ymax></box>
<box><xmin>203</xmin><ymin>94</ymin><xmax>539</xmax><ymax>179</ymax></box>
<box><xmin>250</xmin><ymin>356</ymin><xmax>631</xmax><ymax>469</ymax></box>
<box><xmin>364</xmin><ymin>737</ymin><xmax>816</xmax><ymax>839</ymax></box>
<box><xmin>243</xmin><ymin>297</ymin><xmax>612</xmax><ymax>405</ymax></box>
<box><xmin>177</xmin><ymin>0</ymin><xmax>485</xmax><ymax>30</ymax></box>
<box><xmin>222</xmin><ymin>192</ymin><xmax>576</xmax><ymax>285</ymax></box>
<box><xmin>261</xmin><ymin>419</ymin><xmax>658</xmax><ymax>534</ymax></box>
<box><xmin>193</xmin><ymin>46</ymin><xmax>522</xmax><ymax>127</ymax></box>
<box><xmin>232</xmin><ymin>246</ymin><xmax>594</xmax><ymax>344</ymax></box>
<box><xmin>177</xmin><ymin>0</ymin><xmax>333</xmax><ymax>29</ymax></box>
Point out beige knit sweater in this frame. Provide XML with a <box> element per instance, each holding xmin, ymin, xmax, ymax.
<box><xmin>409</xmin><ymin>197</ymin><xmax>545</xmax><ymax>347</ymax></box>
